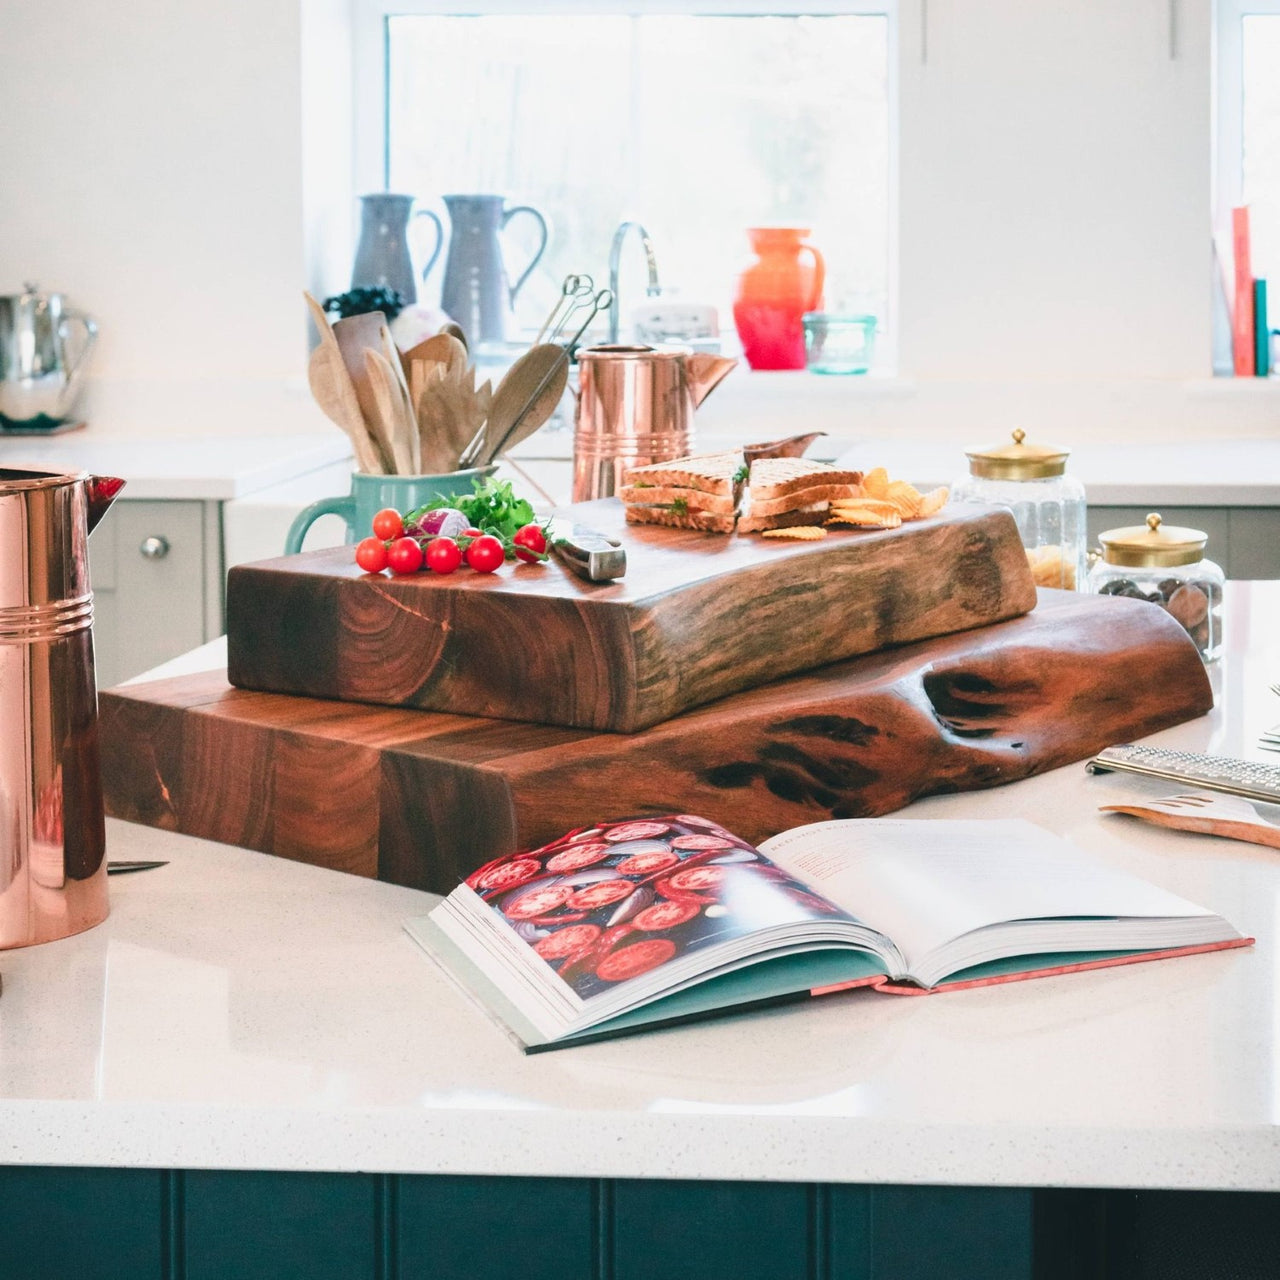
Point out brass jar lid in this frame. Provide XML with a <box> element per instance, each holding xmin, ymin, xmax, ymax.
<box><xmin>1098</xmin><ymin>512</ymin><xmax>1207</xmax><ymax>568</ymax></box>
<box><xmin>965</xmin><ymin>428</ymin><xmax>1070</xmax><ymax>480</ymax></box>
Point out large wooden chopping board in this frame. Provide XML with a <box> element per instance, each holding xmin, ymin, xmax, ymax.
<box><xmin>225</xmin><ymin>499</ymin><xmax>1036</xmax><ymax>732</ymax></box>
<box><xmin>105</xmin><ymin>591</ymin><xmax>1212</xmax><ymax>894</ymax></box>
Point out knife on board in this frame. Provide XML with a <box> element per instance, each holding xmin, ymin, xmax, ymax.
<box><xmin>547</xmin><ymin>519</ymin><xmax>626</xmax><ymax>582</ymax></box>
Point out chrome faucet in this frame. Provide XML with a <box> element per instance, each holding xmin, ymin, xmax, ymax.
<box><xmin>607</xmin><ymin>221</ymin><xmax>661</xmax><ymax>343</ymax></box>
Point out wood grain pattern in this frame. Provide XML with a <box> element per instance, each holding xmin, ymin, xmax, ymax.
<box><xmin>225</xmin><ymin>499</ymin><xmax>1037</xmax><ymax>732</ymax></box>
<box><xmin>104</xmin><ymin>592</ymin><xmax>1213</xmax><ymax>895</ymax></box>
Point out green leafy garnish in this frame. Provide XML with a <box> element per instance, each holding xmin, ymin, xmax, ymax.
<box><xmin>733</xmin><ymin>463</ymin><xmax>749</xmax><ymax>485</ymax></box>
<box><xmin>669</xmin><ymin>496</ymin><xmax>689</xmax><ymax>516</ymax></box>
<box><xmin>410</xmin><ymin>477</ymin><xmax>537</xmax><ymax>542</ymax></box>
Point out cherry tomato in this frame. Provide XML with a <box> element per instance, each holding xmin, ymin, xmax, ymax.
<box><xmin>463</xmin><ymin>527</ymin><xmax>485</xmax><ymax>539</ymax></box>
<box><xmin>371</xmin><ymin>508</ymin><xmax>404</xmax><ymax>541</ymax></box>
<box><xmin>425</xmin><ymin>537</ymin><xmax>463</xmax><ymax>574</ymax></box>
<box><xmin>512</xmin><ymin>522</ymin><xmax>548</xmax><ymax>563</ymax></box>
<box><xmin>386</xmin><ymin>536</ymin><xmax>424</xmax><ymax>575</ymax></box>
<box><xmin>465</xmin><ymin>534</ymin><xmax>505</xmax><ymax>573</ymax></box>
<box><xmin>354</xmin><ymin>536</ymin><xmax>388</xmax><ymax>574</ymax></box>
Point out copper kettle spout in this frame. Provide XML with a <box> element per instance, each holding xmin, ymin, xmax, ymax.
<box><xmin>85</xmin><ymin>475</ymin><xmax>125</xmax><ymax>533</ymax></box>
<box><xmin>685</xmin><ymin>353</ymin><xmax>738</xmax><ymax>408</ymax></box>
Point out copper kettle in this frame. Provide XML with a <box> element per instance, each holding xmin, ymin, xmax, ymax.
<box><xmin>571</xmin><ymin>344</ymin><xmax>737</xmax><ymax>503</ymax></box>
<box><xmin>0</xmin><ymin>469</ymin><xmax>123</xmax><ymax>949</ymax></box>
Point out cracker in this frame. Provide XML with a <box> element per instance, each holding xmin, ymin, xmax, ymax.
<box><xmin>760</xmin><ymin>525</ymin><xmax>828</xmax><ymax>540</ymax></box>
<box><xmin>862</xmin><ymin>467</ymin><xmax>890</xmax><ymax>498</ymax></box>
<box><xmin>916</xmin><ymin>486</ymin><xmax>949</xmax><ymax>517</ymax></box>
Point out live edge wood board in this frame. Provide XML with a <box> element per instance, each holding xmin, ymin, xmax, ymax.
<box><xmin>225</xmin><ymin>499</ymin><xmax>1037</xmax><ymax>732</ymax></box>
<box><xmin>103</xmin><ymin>592</ymin><xmax>1212</xmax><ymax>895</ymax></box>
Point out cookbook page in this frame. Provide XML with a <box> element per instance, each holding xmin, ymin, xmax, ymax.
<box><xmin>759</xmin><ymin>818</ymin><xmax>1218</xmax><ymax>977</ymax></box>
<box><xmin>463</xmin><ymin>815</ymin><xmax>865</xmax><ymax>1004</ymax></box>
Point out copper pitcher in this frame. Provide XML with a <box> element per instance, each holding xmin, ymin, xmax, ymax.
<box><xmin>572</xmin><ymin>345</ymin><xmax>737</xmax><ymax>503</ymax></box>
<box><xmin>0</xmin><ymin>468</ymin><xmax>123</xmax><ymax>949</ymax></box>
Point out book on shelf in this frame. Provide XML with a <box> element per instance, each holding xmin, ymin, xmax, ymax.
<box><xmin>1233</xmin><ymin>206</ymin><xmax>1256</xmax><ymax>376</ymax></box>
<box><xmin>406</xmin><ymin>815</ymin><xmax>1250</xmax><ymax>1053</ymax></box>
<box><xmin>1255</xmin><ymin>278</ymin><xmax>1271</xmax><ymax>377</ymax></box>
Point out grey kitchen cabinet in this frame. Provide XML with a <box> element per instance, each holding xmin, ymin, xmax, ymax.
<box><xmin>89</xmin><ymin>499</ymin><xmax>224</xmax><ymax>689</ymax></box>
<box><xmin>1087</xmin><ymin>506</ymin><xmax>1280</xmax><ymax>580</ymax></box>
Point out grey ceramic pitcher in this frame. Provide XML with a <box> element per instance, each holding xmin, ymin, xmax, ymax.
<box><xmin>433</xmin><ymin>194</ymin><xmax>549</xmax><ymax>347</ymax></box>
<box><xmin>350</xmin><ymin>193</ymin><xmax>445</xmax><ymax>305</ymax></box>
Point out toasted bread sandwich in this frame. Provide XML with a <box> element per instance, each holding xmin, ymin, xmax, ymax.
<box><xmin>738</xmin><ymin>457</ymin><xmax>863</xmax><ymax>532</ymax></box>
<box><xmin>620</xmin><ymin>451</ymin><xmax>746</xmax><ymax>531</ymax></box>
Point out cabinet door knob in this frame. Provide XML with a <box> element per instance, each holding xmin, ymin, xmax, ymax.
<box><xmin>139</xmin><ymin>535</ymin><xmax>170</xmax><ymax>560</ymax></box>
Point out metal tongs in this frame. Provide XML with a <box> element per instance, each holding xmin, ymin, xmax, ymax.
<box><xmin>547</xmin><ymin>517</ymin><xmax>626</xmax><ymax>582</ymax></box>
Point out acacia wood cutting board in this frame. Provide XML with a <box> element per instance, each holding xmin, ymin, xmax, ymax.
<box><xmin>104</xmin><ymin>591</ymin><xmax>1213</xmax><ymax>894</ymax></box>
<box><xmin>226</xmin><ymin>499</ymin><xmax>1036</xmax><ymax>732</ymax></box>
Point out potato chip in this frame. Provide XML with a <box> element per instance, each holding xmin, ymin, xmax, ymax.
<box><xmin>916</xmin><ymin>486</ymin><xmax>950</xmax><ymax>517</ymax></box>
<box><xmin>862</xmin><ymin>467</ymin><xmax>890</xmax><ymax>498</ymax></box>
<box><xmin>829</xmin><ymin>498</ymin><xmax>902</xmax><ymax>520</ymax></box>
<box><xmin>760</xmin><ymin>525</ymin><xmax>828</xmax><ymax>540</ymax></box>
<box><xmin>884</xmin><ymin>480</ymin><xmax>923</xmax><ymax>518</ymax></box>
<box><xmin>826</xmin><ymin>510</ymin><xmax>902</xmax><ymax>529</ymax></box>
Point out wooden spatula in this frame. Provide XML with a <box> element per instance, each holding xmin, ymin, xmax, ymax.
<box><xmin>1100</xmin><ymin>791</ymin><xmax>1280</xmax><ymax>850</ymax></box>
<box><xmin>333</xmin><ymin>311</ymin><xmax>390</xmax><ymax>444</ymax></box>
<box><xmin>364</xmin><ymin>349</ymin><xmax>418</xmax><ymax>475</ymax></box>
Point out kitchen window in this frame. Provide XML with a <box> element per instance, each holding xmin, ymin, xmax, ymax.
<box><xmin>355</xmin><ymin>1</ymin><xmax>893</xmax><ymax>356</ymax></box>
<box><xmin>1216</xmin><ymin>1</ymin><xmax>1280</xmax><ymax>324</ymax></box>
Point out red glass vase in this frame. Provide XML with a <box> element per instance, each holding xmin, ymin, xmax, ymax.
<box><xmin>732</xmin><ymin>228</ymin><xmax>826</xmax><ymax>371</ymax></box>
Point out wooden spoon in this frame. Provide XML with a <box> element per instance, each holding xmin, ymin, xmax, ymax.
<box><xmin>482</xmin><ymin>356</ymin><xmax>568</xmax><ymax>463</ymax></box>
<box><xmin>474</xmin><ymin>343</ymin><xmax>567</xmax><ymax>465</ymax></box>
<box><xmin>399</xmin><ymin>332</ymin><xmax>466</xmax><ymax>382</ymax></box>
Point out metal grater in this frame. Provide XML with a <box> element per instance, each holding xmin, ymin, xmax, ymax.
<box><xmin>1087</xmin><ymin>744</ymin><xmax>1280</xmax><ymax>805</ymax></box>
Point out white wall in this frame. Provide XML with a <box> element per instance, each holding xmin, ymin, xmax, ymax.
<box><xmin>898</xmin><ymin>0</ymin><xmax>1211</xmax><ymax>382</ymax></box>
<box><xmin>2</xmin><ymin>0</ymin><xmax>1276</xmax><ymax>443</ymax></box>
<box><xmin>0</xmin><ymin>0</ymin><xmax>319</xmax><ymax>434</ymax></box>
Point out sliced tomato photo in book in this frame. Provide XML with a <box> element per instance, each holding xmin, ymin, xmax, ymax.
<box><xmin>406</xmin><ymin>815</ymin><xmax>1251</xmax><ymax>1053</ymax></box>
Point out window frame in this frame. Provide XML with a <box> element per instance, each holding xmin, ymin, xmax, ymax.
<box><xmin>1214</xmin><ymin>0</ymin><xmax>1280</xmax><ymax>218</ymax></box>
<box><xmin>351</xmin><ymin>0</ymin><xmax>899</xmax><ymax>362</ymax></box>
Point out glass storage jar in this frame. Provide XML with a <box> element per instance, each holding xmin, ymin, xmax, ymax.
<box><xmin>951</xmin><ymin>429</ymin><xmax>1087</xmax><ymax>589</ymax></box>
<box><xmin>1087</xmin><ymin>513</ymin><xmax>1224</xmax><ymax>662</ymax></box>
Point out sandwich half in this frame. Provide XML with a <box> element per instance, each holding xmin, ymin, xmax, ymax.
<box><xmin>738</xmin><ymin>457</ymin><xmax>864</xmax><ymax>533</ymax></box>
<box><xmin>620</xmin><ymin>452</ymin><xmax>746</xmax><ymax>531</ymax></box>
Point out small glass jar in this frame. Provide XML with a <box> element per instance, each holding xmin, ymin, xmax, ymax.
<box><xmin>1087</xmin><ymin>513</ymin><xmax>1224</xmax><ymax>662</ymax></box>
<box><xmin>951</xmin><ymin>429</ymin><xmax>1087</xmax><ymax>590</ymax></box>
<box><xmin>802</xmin><ymin>312</ymin><xmax>876</xmax><ymax>375</ymax></box>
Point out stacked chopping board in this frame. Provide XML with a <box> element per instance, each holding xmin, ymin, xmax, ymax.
<box><xmin>100</xmin><ymin>499</ymin><xmax>1213</xmax><ymax>893</ymax></box>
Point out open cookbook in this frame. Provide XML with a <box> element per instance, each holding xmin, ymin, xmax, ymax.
<box><xmin>406</xmin><ymin>814</ymin><xmax>1251</xmax><ymax>1053</ymax></box>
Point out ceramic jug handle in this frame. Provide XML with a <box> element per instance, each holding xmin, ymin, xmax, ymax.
<box><xmin>501</xmin><ymin>205</ymin><xmax>549</xmax><ymax>305</ymax></box>
<box><xmin>413</xmin><ymin>210</ymin><xmax>445</xmax><ymax>283</ymax></box>
<box><xmin>285</xmin><ymin>494</ymin><xmax>355</xmax><ymax>555</ymax></box>
<box><xmin>59</xmin><ymin>312</ymin><xmax>98</xmax><ymax>380</ymax></box>
<box><xmin>802</xmin><ymin>245</ymin><xmax>826</xmax><ymax>312</ymax></box>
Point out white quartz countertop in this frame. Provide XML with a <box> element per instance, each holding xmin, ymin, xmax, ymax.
<box><xmin>0</xmin><ymin>432</ymin><xmax>352</xmax><ymax>500</ymax></box>
<box><xmin>4</xmin><ymin>590</ymin><xmax>1280</xmax><ymax>1188</ymax></box>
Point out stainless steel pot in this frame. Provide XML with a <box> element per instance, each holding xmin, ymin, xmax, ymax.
<box><xmin>0</xmin><ymin>284</ymin><xmax>98</xmax><ymax>427</ymax></box>
<box><xmin>0</xmin><ymin>468</ymin><xmax>123</xmax><ymax>948</ymax></box>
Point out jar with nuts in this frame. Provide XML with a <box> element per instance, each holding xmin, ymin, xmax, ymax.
<box><xmin>951</xmin><ymin>429</ymin><xmax>1087</xmax><ymax>590</ymax></box>
<box><xmin>1086</xmin><ymin>513</ymin><xmax>1224</xmax><ymax>662</ymax></box>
